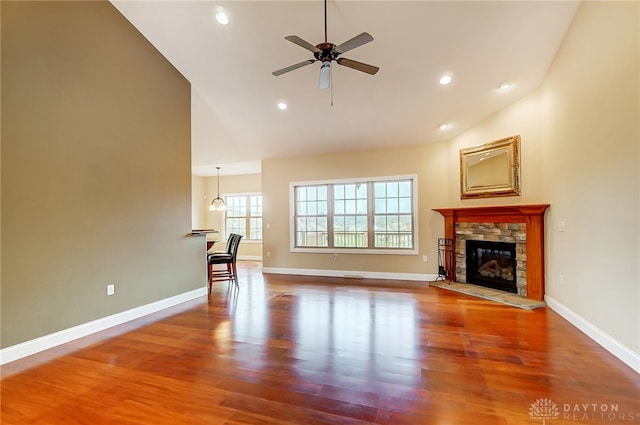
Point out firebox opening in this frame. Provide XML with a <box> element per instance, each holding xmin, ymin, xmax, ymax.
<box><xmin>465</xmin><ymin>240</ymin><xmax>517</xmax><ymax>294</ymax></box>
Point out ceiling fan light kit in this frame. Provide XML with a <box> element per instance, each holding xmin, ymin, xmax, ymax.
<box><xmin>319</xmin><ymin>61</ymin><xmax>331</xmax><ymax>89</ymax></box>
<box><xmin>272</xmin><ymin>0</ymin><xmax>379</xmax><ymax>90</ymax></box>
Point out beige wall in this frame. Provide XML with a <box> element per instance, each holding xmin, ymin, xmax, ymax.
<box><xmin>446</xmin><ymin>1</ymin><xmax>639</xmax><ymax>354</ymax></box>
<box><xmin>261</xmin><ymin>1</ymin><xmax>639</xmax><ymax>359</ymax></box>
<box><xmin>262</xmin><ymin>143</ymin><xmax>449</xmax><ymax>275</ymax></box>
<box><xmin>1</xmin><ymin>1</ymin><xmax>203</xmax><ymax>348</ymax></box>
<box><xmin>203</xmin><ymin>173</ymin><xmax>262</xmax><ymax>259</ymax></box>
<box><xmin>541</xmin><ymin>1</ymin><xmax>638</xmax><ymax>354</ymax></box>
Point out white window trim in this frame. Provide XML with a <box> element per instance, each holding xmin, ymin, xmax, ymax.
<box><xmin>222</xmin><ymin>192</ymin><xmax>263</xmax><ymax>242</ymax></box>
<box><xmin>289</xmin><ymin>174</ymin><xmax>419</xmax><ymax>255</ymax></box>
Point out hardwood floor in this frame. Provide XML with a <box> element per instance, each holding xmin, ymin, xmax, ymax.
<box><xmin>2</xmin><ymin>261</ymin><xmax>639</xmax><ymax>424</ymax></box>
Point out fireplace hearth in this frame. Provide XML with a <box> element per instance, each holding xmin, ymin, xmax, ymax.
<box><xmin>466</xmin><ymin>240</ymin><xmax>517</xmax><ymax>293</ymax></box>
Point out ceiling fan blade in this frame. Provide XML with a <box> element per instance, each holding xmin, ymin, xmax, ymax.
<box><xmin>272</xmin><ymin>59</ymin><xmax>316</xmax><ymax>76</ymax></box>
<box><xmin>284</xmin><ymin>35</ymin><xmax>321</xmax><ymax>53</ymax></box>
<box><xmin>336</xmin><ymin>58</ymin><xmax>379</xmax><ymax>75</ymax></box>
<box><xmin>334</xmin><ymin>32</ymin><xmax>374</xmax><ymax>54</ymax></box>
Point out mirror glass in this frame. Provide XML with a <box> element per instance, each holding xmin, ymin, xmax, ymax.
<box><xmin>460</xmin><ymin>135</ymin><xmax>521</xmax><ymax>199</ymax></box>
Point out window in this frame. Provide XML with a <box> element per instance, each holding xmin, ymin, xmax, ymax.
<box><xmin>225</xmin><ymin>194</ymin><xmax>262</xmax><ymax>240</ymax></box>
<box><xmin>291</xmin><ymin>176</ymin><xmax>417</xmax><ymax>253</ymax></box>
<box><xmin>295</xmin><ymin>185</ymin><xmax>328</xmax><ymax>247</ymax></box>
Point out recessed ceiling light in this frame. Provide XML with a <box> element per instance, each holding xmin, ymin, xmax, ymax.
<box><xmin>498</xmin><ymin>81</ymin><xmax>512</xmax><ymax>91</ymax></box>
<box><xmin>277</xmin><ymin>102</ymin><xmax>287</xmax><ymax>110</ymax></box>
<box><xmin>439</xmin><ymin>123</ymin><xmax>451</xmax><ymax>131</ymax></box>
<box><xmin>439</xmin><ymin>74</ymin><xmax>453</xmax><ymax>85</ymax></box>
<box><xmin>215</xmin><ymin>10</ymin><xmax>229</xmax><ymax>25</ymax></box>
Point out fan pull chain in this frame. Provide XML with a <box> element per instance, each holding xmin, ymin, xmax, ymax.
<box><xmin>330</xmin><ymin>66</ymin><xmax>334</xmax><ymax>106</ymax></box>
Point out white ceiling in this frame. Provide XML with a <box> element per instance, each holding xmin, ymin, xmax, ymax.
<box><xmin>111</xmin><ymin>1</ymin><xmax>580</xmax><ymax>176</ymax></box>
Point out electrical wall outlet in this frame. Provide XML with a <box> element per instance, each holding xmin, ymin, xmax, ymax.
<box><xmin>266</xmin><ymin>251</ymin><xmax>271</xmax><ymax>258</ymax></box>
<box><xmin>422</xmin><ymin>255</ymin><xmax>428</xmax><ymax>262</ymax></box>
<box><xmin>558</xmin><ymin>221</ymin><xmax>566</xmax><ymax>232</ymax></box>
<box><xmin>107</xmin><ymin>284</ymin><xmax>115</xmax><ymax>296</ymax></box>
<box><xmin>333</xmin><ymin>254</ymin><xmax>338</xmax><ymax>260</ymax></box>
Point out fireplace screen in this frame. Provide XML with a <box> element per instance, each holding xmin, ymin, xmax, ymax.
<box><xmin>465</xmin><ymin>240</ymin><xmax>517</xmax><ymax>293</ymax></box>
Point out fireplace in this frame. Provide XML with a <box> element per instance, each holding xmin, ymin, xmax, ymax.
<box><xmin>433</xmin><ymin>205</ymin><xmax>549</xmax><ymax>300</ymax></box>
<box><xmin>466</xmin><ymin>240</ymin><xmax>517</xmax><ymax>293</ymax></box>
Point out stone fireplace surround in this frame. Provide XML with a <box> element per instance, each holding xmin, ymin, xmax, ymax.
<box><xmin>457</xmin><ymin>224</ymin><xmax>525</xmax><ymax>295</ymax></box>
<box><xmin>433</xmin><ymin>205</ymin><xmax>550</xmax><ymax>301</ymax></box>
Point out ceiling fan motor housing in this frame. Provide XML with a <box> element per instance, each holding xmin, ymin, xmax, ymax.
<box><xmin>314</xmin><ymin>43</ymin><xmax>339</xmax><ymax>62</ymax></box>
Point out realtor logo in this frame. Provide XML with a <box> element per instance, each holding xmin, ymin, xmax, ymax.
<box><xmin>529</xmin><ymin>398</ymin><xmax>560</xmax><ymax>424</ymax></box>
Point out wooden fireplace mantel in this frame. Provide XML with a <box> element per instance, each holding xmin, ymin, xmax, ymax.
<box><xmin>433</xmin><ymin>204</ymin><xmax>550</xmax><ymax>300</ymax></box>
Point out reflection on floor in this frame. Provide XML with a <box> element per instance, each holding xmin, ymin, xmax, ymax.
<box><xmin>1</xmin><ymin>261</ymin><xmax>638</xmax><ymax>425</ymax></box>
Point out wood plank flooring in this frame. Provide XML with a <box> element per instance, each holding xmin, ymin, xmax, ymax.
<box><xmin>2</xmin><ymin>261</ymin><xmax>639</xmax><ymax>424</ymax></box>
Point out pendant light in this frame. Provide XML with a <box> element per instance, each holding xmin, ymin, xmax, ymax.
<box><xmin>209</xmin><ymin>166</ymin><xmax>227</xmax><ymax>211</ymax></box>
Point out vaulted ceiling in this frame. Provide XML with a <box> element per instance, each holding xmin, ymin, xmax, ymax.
<box><xmin>111</xmin><ymin>1</ymin><xmax>580</xmax><ymax>176</ymax></box>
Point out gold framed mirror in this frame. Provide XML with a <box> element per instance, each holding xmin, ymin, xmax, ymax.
<box><xmin>460</xmin><ymin>135</ymin><xmax>521</xmax><ymax>199</ymax></box>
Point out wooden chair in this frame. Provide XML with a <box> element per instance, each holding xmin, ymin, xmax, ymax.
<box><xmin>207</xmin><ymin>233</ymin><xmax>242</xmax><ymax>292</ymax></box>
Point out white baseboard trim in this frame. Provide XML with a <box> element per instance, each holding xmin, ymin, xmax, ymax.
<box><xmin>262</xmin><ymin>266</ymin><xmax>437</xmax><ymax>283</ymax></box>
<box><xmin>0</xmin><ymin>287</ymin><xmax>208</xmax><ymax>366</ymax></box>
<box><xmin>545</xmin><ymin>295</ymin><xmax>640</xmax><ymax>374</ymax></box>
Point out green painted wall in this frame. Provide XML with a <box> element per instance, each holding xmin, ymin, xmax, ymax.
<box><xmin>1</xmin><ymin>1</ymin><xmax>204</xmax><ymax>348</ymax></box>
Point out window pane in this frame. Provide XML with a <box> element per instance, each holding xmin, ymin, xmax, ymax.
<box><xmin>250</xmin><ymin>195</ymin><xmax>262</xmax><ymax>216</ymax></box>
<box><xmin>387</xmin><ymin>182</ymin><xmax>398</xmax><ymax>197</ymax></box>
<box><xmin>387</xmin><ymin>198</ymin><xmax>399</xmax><ymax>213</ymax></box>
<box><xmin>399</xmin><ymin>181</ymin><xmax>411</xmax><ymax>197</ymax></box>
<box><xmin>308</xmin><ymin>201</ymin><xmax>318</xmax><ymax>215</ymax></box>
<box><xmin>399</xmin><ymin>197</ymin><xmax>411</xmax><ymax>213</ymax></box>
<box><xmin>295</xmin><ymin>185</ymin><xmax>328</xmax><ymax>247</ymax></box>
<box><xmin>345</xmin><ymin>199</ymin><xmax>356</xmax><ymax>214</ymax></box>
<box><xmin>226</xmin><ymin>194</ymin><xmax>262</xmax><ymax>241</ymax></box>
<box><xmin>226</xmin><ymin>217</ymin><xmax>246</xmax><ymax>238</ymax></box>
<box><xmin>250</xmin><ymin>218</ymin><xmax>262</xmax><ymax>239</ymax></box>
<box><xmin>345</xmin><ymin>184</ymin><xmax>355</xmax><ymax>199</ymax></box>
<box><xmin>372</xmin><ymin>179</ymin><xmax>413</xmax><ymax>249</ymax></box>
<box><xmin>399</xmin><ymin>215</ymin><xmax>412</xmax><ymax>230</ymax></box>
<box><xmin>294</xmin><ymin>179</ymin><xmax>413</xmax><ymax>250</ymax></box>
<box><xmin>318</xmin><ymin>201</ymin><xmax>328</xmax><ymax>215</ymax></box>
<box><xmin>307</xmin><ymin>187</ymin><xmax>317</xmax><ymax>201</ymax></box>
<box><xmin>344</xmin><ymin>216</ymin><xmax>356</xmax><ymax>231</ymax></box>
<box><xmin>334</xmin><ymin>215</ymin><xmax>367</xmax><ymax>247</ymax></box>
<box><xmin>356</xmin><ymin>199</ymin><xmax>367</xmax><ymax>214</ymax></box>
<box><xmin>387</xmin><ymin>215</ymin><xmax>399</xmax><ymax>230</ymax></box>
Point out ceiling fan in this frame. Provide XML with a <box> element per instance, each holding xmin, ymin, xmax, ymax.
<box><xmin>272</xmin><ymin>0</ymin><xmax>379</xmax><ymax>90</ymax></box>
